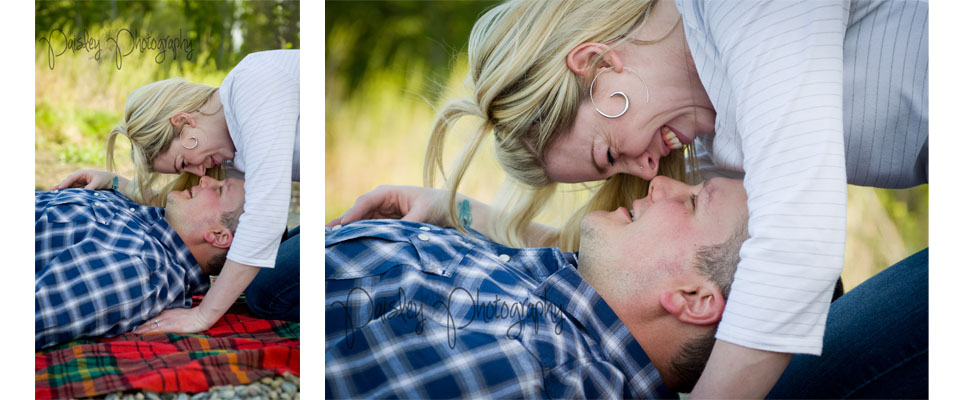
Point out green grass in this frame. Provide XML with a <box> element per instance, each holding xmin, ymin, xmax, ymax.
<box><xmin>34</xmin><ymin>18</ymin><xmax>227</xmax><ymax>190</ymax></box>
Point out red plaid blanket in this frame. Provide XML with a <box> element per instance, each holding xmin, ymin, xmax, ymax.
<box><xmin>35</xmin><ymin>307</ymin><xmax>299</xmax><ymax>400</ymax></box>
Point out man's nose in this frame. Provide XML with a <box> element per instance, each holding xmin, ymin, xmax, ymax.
<box><xmin>649</xmin><ymin>175</ymin><xmax>694</xmax><ymax>201</ymax></box>
<box><xmin>198</xmin><ymin>176</ymin><xmax>221</xmax><ymax>187</ymax></box>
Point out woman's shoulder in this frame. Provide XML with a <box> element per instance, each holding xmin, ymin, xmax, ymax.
<box><xmin>237</xmin><ymin>50</ymin><xmax>299</xmax><ymax>71</ymax></box>
<box><xmin>223</xmin><ymin>50</ymin><xmax>299</xmax><ymax>90</ymax></box>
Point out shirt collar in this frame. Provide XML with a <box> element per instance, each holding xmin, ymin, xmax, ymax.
<box><xmin>535</xmin><ymin>263</ymin><xmax>675</xmax><ymax>399</ymax></box>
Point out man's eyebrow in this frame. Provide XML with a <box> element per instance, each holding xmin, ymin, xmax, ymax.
<box><xmin>701</xmin><ymin>179</ymin><xmax>714</xmax><ymax>212</ymax></box>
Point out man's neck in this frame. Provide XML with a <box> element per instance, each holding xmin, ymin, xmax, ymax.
<box><xmin>579</xmin><ymin>264</ymin><xmax>691</xmax><ymax>391</ymax></box>
<box><xmin>164</xmin><ymin>214</ymin><xmax>214</xmax><ymax>273</ymax></box>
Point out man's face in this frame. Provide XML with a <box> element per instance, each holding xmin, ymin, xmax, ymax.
<box><xmin>165</xmin><ymin>176</ymin><xmax>244</xmax><ymax>234</ymax></box>
<box><xmin>578</xmin><ymin>176</ymin><xmax>747</xmax><ymax>290</ymax></box>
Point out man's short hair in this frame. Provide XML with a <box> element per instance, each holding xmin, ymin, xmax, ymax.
<box><xmin>669</xmin><ymin>222</ymin><xmax>749</xmax><ymax>392</ymax></box>
<box><xmin>204</xmin><ymin>204</ymin><xmax>244</xmax><ymax>275</ymax></box>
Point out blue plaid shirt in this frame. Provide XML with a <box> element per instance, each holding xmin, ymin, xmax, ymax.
<box><xmin>35</xmin><ymin>189</ymin><xmax>210</xmax><ymax>349</ymax></box>
<box><xmin>326</xmin><ymin>220</ymin><xmax>674</xmax><ymax>399</ymax></box>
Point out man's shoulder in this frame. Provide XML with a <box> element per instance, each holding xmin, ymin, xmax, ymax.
<box><xmin>325</xmin><ymin>220</ymin><xmax>482</xmax><ymax>246</ymax></box>
<box><xmin>36</xmin><ymin>188</ymin><xmax>136</xmax><ymax>206</ymax></box>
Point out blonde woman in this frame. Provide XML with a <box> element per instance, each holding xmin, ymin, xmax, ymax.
<box><xmin>55</xmin><ymin>49</ymin><xmax>300</xmax><ymax>328</ymax></box>
<box><xmin>330</xmin><ymin>0</ymin><xmax>927</xmax><ymax>398</ymax></box>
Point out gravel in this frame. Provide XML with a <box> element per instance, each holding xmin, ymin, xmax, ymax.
<box><xmin>76</xmin><ymin>372</ymin><xmax>300</xmax><ymax>400</ymax></box>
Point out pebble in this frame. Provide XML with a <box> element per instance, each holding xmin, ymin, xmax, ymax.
<box><xmin>82</xmin><ymin>373</ymin><xmax>300</xmax><ymax>400</ymax></box>
<box><xmin>280</xmin><ymin>381</ymin><xmax>297</xmax><ymax>395</ymax></box>
<box><xmin>281</xmin><ymin>372</ymin><xmax>299</xmax><ymax>388</ymax></box>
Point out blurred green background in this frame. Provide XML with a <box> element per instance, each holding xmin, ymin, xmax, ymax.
<box><xmin>35</xmin><ymin>0</ymin><xmax>300</xmax><ymax>228</ymax></box>
<box><xmin>327</xmin><ymin>1</ymin><xmax>927</xmax><ymax>291</ymax></box>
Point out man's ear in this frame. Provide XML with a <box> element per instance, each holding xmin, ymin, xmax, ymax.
<box><xmin>566</xmin><ymin>42</ymin><xmax>624</xmax><ymax>77</ymax></box>
<box><xmin>658</xmin><ymin>283</ymin><xmax>725</xmax><ymax>326</ymax></box>
<box><xmin>203</xmin><ymin>225</ymin><xmax>233</xmax><ymax>249</ymax></box>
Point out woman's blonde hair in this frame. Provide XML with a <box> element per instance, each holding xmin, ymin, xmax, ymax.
<box><xmin>106</xmin><ymin>78</ymin><xmax>224</xmax><ymax>206</ymax></box>
<box><xmin>425</xmin><ymin>0</ymin><xmax>697</xmax><ymax>250</ymax></box>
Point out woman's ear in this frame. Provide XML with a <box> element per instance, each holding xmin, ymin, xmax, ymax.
<box><xmin>566</xmin><ymin>42</ymin><xmax>624</xmax><ymax>77</ymax></box>
<box><xmin>659</xmin><ymin>283</ymin><xmax>725</xmax><ymax>326</ymax></box>
<box><xmin>169</xmin><ymin>112</ymin><xmax>195</xmax><ymax>130</ymax></box>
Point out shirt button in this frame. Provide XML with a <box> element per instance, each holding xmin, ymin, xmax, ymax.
<box><xmin>94</xmin><ymin>192</ymin><xmax>100</xmax><ymax>196</ymax></box>
<box><xmin>95</xmin><ymin>202</ymin><xmax>102</xmax><ymax>207</ymax></box>
<box><xmin>417</xmin><ymin>233</ymin><xmax>430</xmax><ymax>241</ymax></box>
<box><xmin>498</xmin><ymin>254</ymin><xmax>511</xmax><ymax>262</ymax></box>
<box><xmin>129</xmin><ymin>208</ymin><xmax>136</xmax><ymax>212</ymax></box>
<box><xmin>419</xmin><ymin>226</ymin><xmax>430</xmax><ymax>231</ymax></box>
<box><xmin>332</xmin><ymin>224</ymin><xmax>342</xmax><ymax>231</ymax></box>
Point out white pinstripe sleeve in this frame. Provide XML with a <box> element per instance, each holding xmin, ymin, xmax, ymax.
<box><xmin>696</xmin><ymin>1</ymin><xmax>849</xmax><ymax>355</ymax></box>
<box><xmin>221</xmin><ymin>50</ymin><xmax>300</xmax><ymax>268</ymax></box>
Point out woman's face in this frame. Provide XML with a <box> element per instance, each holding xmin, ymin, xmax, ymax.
<box><xmin>544</xmin><ymin>0</ymin><xmax>715</xmax><ymax>183</ymax></box>
<box><xmin>152</xmin><ymin>113</ymin><xmax>235</xmax><ymax>176</ymax></box>
<box><xmin>544</xmin><ymin>65</ymin><xmax>716</xmax><ymax>182</ymax></box>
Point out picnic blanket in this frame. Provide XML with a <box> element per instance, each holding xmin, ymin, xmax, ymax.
<box><xmin>35</xmin><ymin>299</ymin><xmax>299</xmax><ymax>399</ymax></box>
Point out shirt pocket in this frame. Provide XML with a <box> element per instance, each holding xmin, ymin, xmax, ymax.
<box><xmin>45</xmin><ymin>193</ymin><xmax>115</xmax><ymax>225</ymax></box>
<box><xmin>325</xmin><ymin>223</ymin><xmax>471</xmax><ymax>280</ymax></box>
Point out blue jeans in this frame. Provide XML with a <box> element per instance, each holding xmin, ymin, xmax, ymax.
<box><xmin>245</xmin><ymin>226</ymin><xmax>300</xmax><ymax>322</ymax></box>
<box><xmin>767</xmin><ymin>248</ymin><xmax>928</xmax><ymax>399</ymax></box>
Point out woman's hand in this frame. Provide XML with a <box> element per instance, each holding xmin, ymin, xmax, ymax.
<box><xmin>132</xmin><ymin>307</ymin><xmax>214</xmax><ymax>335</ymax></box>
<box><xmin>52</xmin><ymin>169</ymin><xmax>116</xmax><ymax>190</ymax></box>
<box><xmin>327</xmin><ymin>185</ymin><xmax>449</xmax><ymax>227</ymax></box>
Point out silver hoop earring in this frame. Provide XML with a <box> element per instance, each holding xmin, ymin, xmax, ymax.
<box><xmin>589</xmin><ymin>67</ymin><xmax>651</xmax><ymax>119</ymax></box>
<box><xmin>183</xmin><ymin>136</ymin><xmax>199</xmax><ymax>150</ymax></box>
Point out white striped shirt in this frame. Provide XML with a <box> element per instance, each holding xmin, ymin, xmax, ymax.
<box><xmin>678</xmin><ymin>0</ymin><xmax>927</xmax><ymax>355</ymax></box>
<box><xmin>220</xmin><ymin>50</ymin><xmax>300</xmax><ymax>268</ymax></box>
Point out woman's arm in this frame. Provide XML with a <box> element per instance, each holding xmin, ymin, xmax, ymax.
<box><xmin>133</xmin><ymin>259</ymin><xmax>260</xmax><ymax>334</ymax></box>
<box><xmin>328</xmin><ymin>185</ymin><xmax>560</xmax><ymax>247</ymax></box>
<box><xmin>679</xmin><ymin>0</ymin><xmax>851</xmax><ymax>395</ymax></box>
<box><xmin>689</xmin><ymin>340</ymin><xmax>792</xmax><ymax>399</ymax></box>
<box><xmin>52</xmin><ymin>169</ymin><xmax>155</xmax><ymax>202</ymax></box>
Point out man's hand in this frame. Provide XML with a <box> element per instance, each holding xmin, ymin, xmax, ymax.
<box><xmin>133</xmin><ymin>307</ymin><xmax>213</xmax><ymax>334</ymax></box>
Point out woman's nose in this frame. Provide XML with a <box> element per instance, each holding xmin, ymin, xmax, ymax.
<box><xmin>187</xmin><ymin>164</ymin><xmax>206</xmax><ymax>176</ymax></box>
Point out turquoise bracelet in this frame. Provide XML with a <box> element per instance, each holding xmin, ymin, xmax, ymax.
<box><xmin>111</xmin><ymin>176</ymin><xmax>119</xmax><ymax>191</ymax></box>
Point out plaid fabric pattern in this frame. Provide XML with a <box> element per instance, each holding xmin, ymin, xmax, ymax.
<box><xmin>36</xmin><ymin>189</ymin><xmax>210</xmax><ymax>349</ymax></box>
<box><xmin>325</xmin><ymin>220</ymin><xmax>674</xmax><ymax>399</ymax></box>
<box><xmin>35</xmin><ymin>303</ymin><xmax>300</xmax><ymax>400</ymax></box>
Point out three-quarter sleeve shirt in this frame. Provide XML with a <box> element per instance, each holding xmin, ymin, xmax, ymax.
<box><xmin>677</xmin><ymin>0</ymin><xmax>927</xmax><ymax>355</ymax></box>
<box><xmin>219</xmin><ymin>49</ymin><xmax>300</xmax><ymax>268</ymax></box>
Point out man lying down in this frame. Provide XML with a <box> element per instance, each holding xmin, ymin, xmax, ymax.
<box><xmin>35</xmin><ymin>177</ymin><xmax>244</xmax><ymax>349</ymax></box>
<box><xmin>325</xmin><ymin>176</ymin><xmax>748</xmax><ymax>398</ymax></box>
